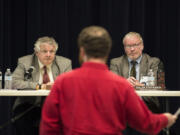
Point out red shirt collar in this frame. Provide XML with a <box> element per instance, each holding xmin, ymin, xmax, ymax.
<box><xmin>82</xmin><ymin>62</ymin><xmax>108</xmax><ymax>70</ymax></box>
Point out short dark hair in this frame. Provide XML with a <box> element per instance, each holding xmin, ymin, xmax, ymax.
<box><xmin>78</xmin><ymin>26</ymin><xmax>112</xmax><ymax>58</ymax></box>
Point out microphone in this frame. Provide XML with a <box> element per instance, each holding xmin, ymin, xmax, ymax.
<box><xmin>24</xmin><ymin>66</ymin><xmax>35</xmax><ymax>80</ymax></box>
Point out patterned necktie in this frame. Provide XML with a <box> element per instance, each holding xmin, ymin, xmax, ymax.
<box><xmin>130</xmin><ymin>61</ymin><xmax>137</xmax><ymax>78</ymax></box>
<box><xmin>43</xmin><ymin>66</ymin><xmax>50</xmax><ymax>84</ymax></box>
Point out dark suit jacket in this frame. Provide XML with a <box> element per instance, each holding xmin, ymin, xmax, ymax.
<box><xmin>110</xmin><ymin>53</ymin><xmax>164</xmax><ymax>113</ymax></box>
<box><xmin>12</xmin><ymin>54</ymin><xmax>72</xmax><ymax>110</ymax></box>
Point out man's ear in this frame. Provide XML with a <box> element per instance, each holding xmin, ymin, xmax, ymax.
<box><xmin>79</xmin><ymin>47</ymin><xmax>85</xmax><ymax>65</ymax></box>
<box><xmin>80</xmin><ymin>47</ymin><xmax>85</xmax><ymax>57</ymax></box>
<box><xmin>35</xmin><ymin>51</ymin><xmax>38</xmax><ymax>57</ymax></box>
<box><xmin>141</xmin><ymin>44</ymin><xmax>144</xmax><ymax>51</ymax></box>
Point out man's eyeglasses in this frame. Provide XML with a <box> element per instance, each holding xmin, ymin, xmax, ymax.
<box><xmin>124</xmin><ymin>42</ymin><xmax>142</xmax><ymax>49</ymax></box>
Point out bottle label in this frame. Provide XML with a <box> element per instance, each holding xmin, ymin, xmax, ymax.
<box><xmin>140</xmin><ymin>76</ymin><xmax>149</xmax><ymax>83</ymax></box>
<box><xmin>5</xmin><ymin>76</ymin><xmax>12</xmax><ymax>81</ymax></box>
<box><xmin>140</xmin><ymin>76</ymin><xmax>155</xmax><ymax>86</ymax></box>
<box><xmin>148</xmin><ymin>76</ymin><xmax>154</xmax><ymax>81</ymax></box>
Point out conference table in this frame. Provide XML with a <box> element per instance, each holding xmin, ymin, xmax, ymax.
<box><xmin>0</xmin><ymin>89</ymin><xmax>180</xmax><ymax>96</ymax></box>
<box><xmin>0</xmin><ymin>89</ymin><xmax>179</xmax><ymax>135</ymax></box>
<box><xmin>0</xmin><ymin>89</ymin><xmax>179</xmax><ymax>116</ymax></box>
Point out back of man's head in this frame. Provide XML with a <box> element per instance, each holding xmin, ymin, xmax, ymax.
<box><xmin>78</xmin><ymin>26</ymin><xmax>112</xmax><ymax>59</ymax></box>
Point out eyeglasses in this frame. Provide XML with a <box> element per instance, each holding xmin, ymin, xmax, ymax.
<box><xmin>40</xmin><ymin>50</ymin><xmax>56</xmax><ymax>54</ymax></box>
<box><xmin>124</xmin><ymin>42</ymin><xmax>142</xmax><ymax>49</ymax></box>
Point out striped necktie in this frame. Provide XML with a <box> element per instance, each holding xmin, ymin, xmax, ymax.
<box><xmin>43</xmin><ymin>66</ymin><xmax>50</xmax><ymax>84</ymax></box>
<box><xmin>130</xmin><ymin>61</ymin><xmax>137</xmax><ymax>78</ymax></box>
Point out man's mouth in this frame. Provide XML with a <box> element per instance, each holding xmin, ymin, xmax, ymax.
<box><xmin>130</xmin><ymin>53</ymin><xmax>136</xmax><ymax>56</ymax></box>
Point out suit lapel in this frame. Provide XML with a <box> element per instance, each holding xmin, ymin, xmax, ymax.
<box><xmin>51</xmin><ymin>60</ymin><xmax>60</xmax><ymax>80</ymax></box>
<box><xmin>139</xmin><ymin>54</ymin><xmax>148</xmax><ymax>76</ymax></box>
<box><xmin>122</xmin><ymin>56</ymin><xmax>130</xmax><ymax>78</ymax></box>
<box><xmin>31</xmin><ymin>55</ymin><xmax>40</xmax><ymax>82</ymax></box>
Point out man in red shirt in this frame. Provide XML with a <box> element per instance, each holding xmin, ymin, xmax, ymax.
<box><xmin>40</xmin><ymin>26</ymin><xmax>176</xmax><ymax>135</ymax></box>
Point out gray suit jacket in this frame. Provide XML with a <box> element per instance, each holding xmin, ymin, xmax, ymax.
<box><xmin>110</xmin><ymin>53</ymin><xmax>160</xmax><ymax>81</ymax></box>
<box><xmin>110</xmin><ymin>53</ymin><xmax>163</xmax><ymax>113</ymax></box>
<box><xmin>12</xmin><ymin>54</ymin><xmax>72</xmax><ymax>110</ymax></box>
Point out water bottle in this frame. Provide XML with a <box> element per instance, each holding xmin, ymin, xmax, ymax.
<box><xmin>4</xmin><ymin>68</ymin><xmax>12</xmax><ymax>89</ymax></box>
<box><xmin>147</xmin><ymin>69</ymin><xmax>155</xmax><ymax>86</ymax></box>
<box><xmin>0</xmin><ymin>71</ymin><xmax>2</xmax><ymax>89</ymax></box>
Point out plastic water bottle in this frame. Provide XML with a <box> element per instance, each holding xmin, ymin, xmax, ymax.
<box><xmin>0</xmin><ymin>71</ymin><xmax>2</xmax><ymax>89</ymax></box>
<box><xmin>4</xmin><ymin>68</ymin><xmax>12</xmax><ymax>89</ymax></box>
<box><xmin>147</xmin><ymin>69</ymin><xmax>155</xmax><ymax>86</ymax></box>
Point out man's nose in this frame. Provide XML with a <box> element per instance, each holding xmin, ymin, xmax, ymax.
<box><xmin>46</xmin><ymin>51</ymin><xmax>51</xmax><ymax>56</ymax></box>
<box><xmin>130</xmin><ymin>47</ymin><xmax>135</xmax><ymax>50</ymax></box>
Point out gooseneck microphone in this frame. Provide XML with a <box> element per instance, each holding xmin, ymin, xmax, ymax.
<box><xmin>24</xmin><ymin>66</ymin><xmax>35</xmax><ymax>80</ymax></box>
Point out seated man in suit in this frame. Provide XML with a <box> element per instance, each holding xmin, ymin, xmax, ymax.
<box><xmin>40</xmin><ymin>26</ymin><xmax>176</xmax><ymax>135</ymax></box>
<box><xmin>110</xmin><ymin>32</ymin><xmax>165</xmax><ymax>89</ymax></box>
<box><xmin>12</xmin><ymin>36</ymin><xmax>72</xmax><ymax>135</ymax></box>
<box><xmin>110</xmin><ymin>32</ymin><xmax>165</xmax><ymax>134</ymax></box>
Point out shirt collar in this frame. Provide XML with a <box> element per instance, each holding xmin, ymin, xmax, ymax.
<box><xmin>38</xmin><ymin>59</ymin><xmax>52</xmax><ymax>69</ymax></box>
<box><xmin>82</xmin><ymin>62</ymin><xmax>108</xmax><ymax>70</ymax></box>
<box><xmin>128</xmin><ymin>55</ymin><xmax>142</xmax><ymax>64</ymax></box>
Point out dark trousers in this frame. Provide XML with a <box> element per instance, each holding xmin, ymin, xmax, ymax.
<box><xmin>123</xmin><ymin>126</ymin><xmax>166</xmax><ymax>135</ymax></box>
<box><xmin>13</xmin><ymin>104</ymin><xmax>41</xmax><ymax>135</ymax></box>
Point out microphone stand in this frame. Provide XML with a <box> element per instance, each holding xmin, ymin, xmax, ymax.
<box><xmin>0</xmin><ymin>67</ymin><xmax>36</xmax><ymax>130</ymax></box>
<box><xmin>0</xmin><ymin>103</ymin><xmax>39</xmax><ymax>130</ymax></box>
<box><xmin>24</xmin><ymin>72</ymin><xmax>32</xmax><ymax>80</ymax></box>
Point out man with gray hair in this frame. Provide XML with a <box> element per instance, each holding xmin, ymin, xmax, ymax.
<box><xmin>110</xmin><ymin>32</ymin><xmax>163</xmax><ymax>88</ymax></box>
<box><xmin>12</xmin><ymin>36</ymin><xmax>72</xmax><ymax>135</ymax></box>
<box><xmin>110</xmin><ymin>32</ymin><xmax>165</xmax><ymax>135</ymax></box>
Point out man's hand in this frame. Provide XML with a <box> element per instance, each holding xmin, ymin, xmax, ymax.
<box><xmin>163</xmin><ymin>113</ymin><xmax>177</xmax><ymax>128</ymax></box>
<box><xmin>127</xmin><ymin>77</ymin><xmax>145</xmax><ymax>87</ymax></box>
<box><xmin>41</xmin><ymin>82</ymin><xmax>54</xmax><ymax>90</ymax></box>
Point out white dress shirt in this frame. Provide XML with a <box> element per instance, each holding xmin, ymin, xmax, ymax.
<box><xmin>128</xmin><ymin>55</ymin><xmax>142</xmax><ymax>81</ymax></box>
<box><xmin>38</xmin><ymin>59</ymin><xmax>54</xmax><ymax>84</ymax></box>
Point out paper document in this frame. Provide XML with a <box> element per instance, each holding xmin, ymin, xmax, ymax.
<box><xmin>174</xmin><ymin>108</ymin><xmax>180</xmax><ymax>117</ymax></box>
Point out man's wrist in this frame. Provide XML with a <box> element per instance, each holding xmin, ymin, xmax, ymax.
<box><xmin>36</xmin><ymin>84</ymin><xmax>42</xmax><ymax>90</ymax></box>
<box><xmin>41</xmin><ymin>84</ymin><xmax>46</xmax><ymax>89</ymax></box>
<box><xmin>36</xmin><ymin>83</ymin><xmax>52</xmax><ymax>90</ymax></box>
